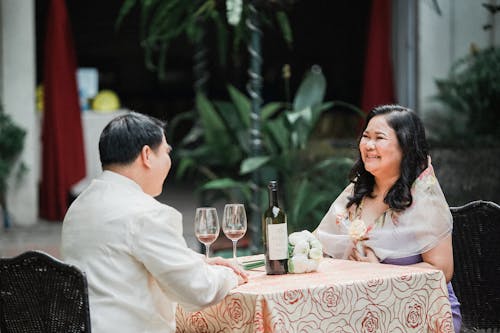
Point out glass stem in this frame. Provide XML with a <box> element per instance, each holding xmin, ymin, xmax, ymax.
<box><xmin>232</xmin><ymin>240</ymin><xmax>237</xmax><ymax>261</ymax></box>
<box><xmin>205</xmin><ymin>244</ymin><xmax>210</xmax><ymax>258</ymax></box>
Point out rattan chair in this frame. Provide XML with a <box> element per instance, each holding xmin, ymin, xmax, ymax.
<box><xmin>451</xmin><ymin>200</ymin><xmax>500</xmax><ymax>333</ymax></box>
<box><xmin>0</xmin><ymin>250</ymin><xmax>91</xmax><ymax>332</ymax></box>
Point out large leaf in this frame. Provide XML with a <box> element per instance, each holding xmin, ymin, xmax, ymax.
<box><xmin>214</xmin><ymin>101</ymin><xmax>248</xmax><ymax>132</ymax></box>
<box><xmin>276</xmin><ymin>11</ymin><xmax>293</xmax><ymax>48</ymax></box>
<box><xmin>261</xmin><ymin>102</ymin><xmax>286</xmax><ymax>120</ymax></box>
<box><xmin>200</xmin><ymin>178</ymin><xmax>252</xmax><ymax>201</ymax></box>
<box><xmin>240</xmin><ymin>156</ymin><xmax>271</xmax><ymax>175</ymax></box>
<box><xmin>263</xmin><ymin>117</ymin><xmax>289</xmax><ymax>152</ymax></box>
<box><xmin>210</xmin><ymin>10</ymin><xmax>228</xmax><ymax>67</ymax></box>
<box><xmin>227</xmin><ymin>85</ymin><xmax>251</xmax><ymax>127</ymax></box>
<box><xmin>168</xmin><ymin>109</ymin><xmax>196</xmax><ymax>142</ymax></box>
<box><xmin>287</xmin><ymin>179</ymin><xmax>330</xmax><ymax>232</ymax></box>
<box><xmin>174</xmin><ymin>157</ymin><xmax>195</xmax><ymax>179</ymax></box>
<box><xmin>196</xmin><ymin>93</ymin><xmax>230</xmax><ymax>146</ymax></box>
<box><xmin>293</xmin><ymin>66</ymin><xmax>326</xmax><ymax>112</ymax></box>
<box><xmin>115</xmin><ymin>0</ymin><xmax>138</xmax><ymax>29</ymax></box>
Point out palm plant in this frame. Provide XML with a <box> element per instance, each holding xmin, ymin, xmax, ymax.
<box><xmin>172</xmin><ymin>66</ymin><xmax>363</xmax><ymax>241</ymax></box>
<box><xmin>116</xmin><ymin>0</ymin><xmax>293</xmax><ymax>80</ymax></box>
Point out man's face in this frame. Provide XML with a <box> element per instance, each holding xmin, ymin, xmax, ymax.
<box><xmin>149</xmin><ymin>136</ymin><xmax>172</xmax><ymax>196</ymax></box>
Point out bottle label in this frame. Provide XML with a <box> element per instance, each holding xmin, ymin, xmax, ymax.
<box><xmin>267</xmin><ymin>223</ymin><xmax>288</xmax><ymax>260</ymax></box>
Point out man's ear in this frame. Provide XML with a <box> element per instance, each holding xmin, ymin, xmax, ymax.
<box><xmin>140</xmin><ymin>145</ymin><xmax>152</xmax><ymax>168</ymax></box>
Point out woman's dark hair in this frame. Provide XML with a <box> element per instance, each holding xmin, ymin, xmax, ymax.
<box><xmin>347</xmin><ymin>104</ymin><xmax>429</xmax><ymax>211</ymax></box>
<box><xmin>99</xmin><ymin>112</ymin><xmax>166</xmax><ymax>167</ymax></box>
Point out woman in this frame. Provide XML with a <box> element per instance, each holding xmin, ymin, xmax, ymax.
<box><xmin>315</xmin><ymin>105</ymin><xmax>461</xmax><ymax>332</ymax></box>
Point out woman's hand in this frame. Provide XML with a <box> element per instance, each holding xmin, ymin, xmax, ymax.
<box><xmin>348</xmin><ymin>244</ymin><xmax>380</xmax><ymax>263</ymax></box>
<box><xmin>205</xmin><ymin>256</ymin><xmax>249</xmax><ymax>284</ymax></box>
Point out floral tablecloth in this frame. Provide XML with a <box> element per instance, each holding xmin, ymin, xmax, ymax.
<box><xmin>176</xmin><ymin>256</ymin><xmax>453</xmax><ymax>332</ymax></box>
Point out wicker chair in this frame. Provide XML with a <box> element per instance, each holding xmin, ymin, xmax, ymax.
<box><xmin>0</xmin><ymin>250</ymin><xmax>91</xmax><ymax>332</ymax></box>
<box><xmin>451</xmin><ymin>200</ymin><xmax>500</xmax><ymax>333</ymax></box>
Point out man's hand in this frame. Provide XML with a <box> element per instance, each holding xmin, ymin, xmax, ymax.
<box><xmin>206</xmin><ymin>256</ymin><xmax>248</xmax><ymax>285</ymax></box>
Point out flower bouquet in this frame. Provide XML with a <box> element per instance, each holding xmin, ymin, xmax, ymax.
<box><xmin>287</xmin><ymin>230</ymin><xmax>323</xmax><ymax>273</ymax></box>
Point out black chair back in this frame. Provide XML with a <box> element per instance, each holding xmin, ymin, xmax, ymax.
<box><xmin>0</xmin><ymin>250</ymin><xmax>91</xmax><ymax>333</ymax></box>
<box><xmin>451</xmin><ymin>200</ymin><xmax>500</xmax><ymax>332</ymax></box>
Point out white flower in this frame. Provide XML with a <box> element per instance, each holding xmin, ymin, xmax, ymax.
<box><xmin>306</xmin><ymin>258</ymin><xmax>319</xmax><ymax>272</ymax></box>
<box><xmin>226</xmin><ymin>0</ymin><xmax>243</xmax><ymax>26</ymax></box>
<box><xmin>287</xmin><ymin>229</ymin><xmax>323</xmax><ymax>274</ymax></box>
<box><xmin>293</xmin><ymin>239</ymin><xmax>310</xmax><ymax>256</ymax></box>
<box><xmin>309</xmin><ymin>239</ymin><xmax>322</xmax><ymax>250</ymax></box>
<box><xmin>288</xmin><ymin>254</ymin><xmax>309</xmax><ymax>274</ymax></box>
<box><xmin>288</xmin><ymin>231</ymin><xmax>306</xmax><ymax>246</ymax></box>
<box><xmin>348</xmin><ymin>219</ymin><xmax>367</xmax><ymax>241</ymax></box>
<box><xmin>300</xmin><ymin>230</ymin><xmax>315</xmax><ymax>242</ymax></box>
<box><xmin>309</xmin><ymin>247</ymin><xmax>323</xmax><ymax>261</ymax></box>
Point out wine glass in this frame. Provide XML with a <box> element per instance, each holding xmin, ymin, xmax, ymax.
<box><xmin>194</xmin><ymin>207</ymin><xmax>220</xmax><ymax>258</ymax></box>
<box><xmin>222</xmin><ymin>204</ymin><xmax>247</xmax><ymax>264</ymax></box>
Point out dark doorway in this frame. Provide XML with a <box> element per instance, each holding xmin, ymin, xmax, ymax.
<box><xmin>36</xmin><ymin>1</ymin><xmax>370</xmax><ymax>143</ymax></box>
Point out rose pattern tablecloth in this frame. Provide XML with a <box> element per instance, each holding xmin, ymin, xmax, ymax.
<box><xmin>176</xmin><ymin>258</ymin><xmax>453</xmax><ymax>332</ymax></box>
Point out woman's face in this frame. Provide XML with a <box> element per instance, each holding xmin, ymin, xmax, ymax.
<box><xmin>359</xmin><ymin>115</ymin><xmax>402</xmax><ymax>180</ymax></box>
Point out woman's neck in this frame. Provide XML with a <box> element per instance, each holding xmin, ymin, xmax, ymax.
<box><xmin>373</xmin><ymin>175</ymin><xmax>399</xmax><ymax>197</ymax></box>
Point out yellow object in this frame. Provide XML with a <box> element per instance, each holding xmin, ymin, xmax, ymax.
<box><xmin>36</xmin><ymin>85</ymin><xmax>44</xmax><ymax>112</ymax></box>
<box><xmin>92</xmin><ymin>90</ymin><xmax>120</xmax><ymax>112</ymax></box>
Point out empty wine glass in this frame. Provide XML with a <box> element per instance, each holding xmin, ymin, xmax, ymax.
<box><xmin>194</xmin><ymin>207</ymin><xmax>220</xmax><ymax>258</ymax></box>
<box><xmin>222</xmin><ymin>204</ymin><xmax>247</xmax><ymax>264</ymax></box>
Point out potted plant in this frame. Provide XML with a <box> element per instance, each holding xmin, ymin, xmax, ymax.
<box><xmin>0</xmin><ymin>103</ymin><xmax>26</xmax><ymax>229</ymax></box>
<box><xmin>172</xmin><ymin>65</ymin><xmax>363</xmax><ymax>238</ymax></box>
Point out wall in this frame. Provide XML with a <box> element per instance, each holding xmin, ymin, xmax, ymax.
<box><xmin>418</xmin><ymin>0</ymin><xmax>500</xmax><ymax>118</ymax></box>
<box><xmin>0</xmin><ymin>0</ymin><xmax>38</xmax><ymax>226</ymax></box>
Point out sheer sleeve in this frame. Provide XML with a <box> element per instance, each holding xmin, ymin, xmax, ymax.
<box><xmin>315</xmin><ymin>163</ymin><xmax>453</xmax><ymax>261</ymax></box>
<box><xmin>315</xmin><ymin>184</ymin><xmax>355</xmax><ymax>259</ymax></box>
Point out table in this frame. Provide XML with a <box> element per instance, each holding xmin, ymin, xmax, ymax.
<box><xmin>176</xmin><ymin>256</ymin><xmax>454</xmax><ymax>332</ymax></box>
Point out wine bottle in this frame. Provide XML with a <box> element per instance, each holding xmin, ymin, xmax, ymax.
<box><xmin>263</xmin><ymin>181</ymin><xmax>288</xmax><ymax>275</ymax></box>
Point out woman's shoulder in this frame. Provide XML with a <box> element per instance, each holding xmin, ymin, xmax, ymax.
<box><xmin>412</xmin><ymin>161</ymin><xmax>442</xmax><ymax>194</ymax></box>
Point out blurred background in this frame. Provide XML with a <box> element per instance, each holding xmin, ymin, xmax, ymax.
<box><xmin>1</xmin><ymin>0</ymin><xmax>499</xmax><ymax>255</ymax></box>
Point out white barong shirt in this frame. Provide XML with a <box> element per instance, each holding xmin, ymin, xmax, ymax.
<box><xmin>61</xmin><ymin>171</ymin><xmax>237</xmax><ymax>333</ymax></box>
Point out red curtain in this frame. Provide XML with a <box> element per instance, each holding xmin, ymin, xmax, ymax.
<box><xmin>361</xmin><ymin>0</ymin><xmax>395</xmax><ymax>115</ymax></box>
<box><xmin>40</xmin><ymin>0</ymin><xmax>86</xmax><ymax>221</ymax></box>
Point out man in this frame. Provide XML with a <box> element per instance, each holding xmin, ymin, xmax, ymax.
<box><xmin>61</xmin><ymin>112</ymin><xmax>247</xmax><ymax>332</ymax></box>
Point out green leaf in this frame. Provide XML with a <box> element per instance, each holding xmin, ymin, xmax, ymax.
<box><xmin>196</xmin><ymin>93</ymin><xmax>230</xmax><ymax>145</ymax></box>
<box><xmin>175</xmin><ymin>157</ymin><xmax>195</xmax><ymax>179</ymax></box>
<box><xmin>293</xmin><ymin>66</ymin><xmax>327</xmax><ymax>112</ymax></box>
<box><xmin>211</xmin><ymin>10</ymin><xmax>228</xmax><ymax>67</ymax></box>
<box><xmin>201</xmin><ymin>178</ymin><xmax>240</xmax><ymax>190</ymax></box>
<box><xmin>168</xmin><ymin>109</ymin><xmax>196</xmax><ymax>141</ymax></box>
<box><xmin>330</xmin><ymin>100</ymin><xmax>365</xmax><ymax>118</ymax></box>
<box><xmin>157</xmin><ymin>42</ymin><xmax>168</xmax><ymax>81</ymax></box>
<box><xmin>240</xmin><ymin>156</ymin><xmax>271</xmax><ymax>175</ymax></box>
<box><xmin>200</xmin><ymin>178</ymin><xmax>252</xmax><ymax>201</ymax></box>
<box><xmin>310</xmin><ymin>102</ymin><xmax>333</xmax><ymax>125</ymax></box>
<box><xmin>227</xmin><ymin>85</ymin><xmax>251</xmax><ymax>127</ymax></box>
<box><xmin>288</xmin><ymin>180</ymin><xmax>330</xmax><ymax>232</ymax></box>
<box><xmin>261</xmin><ymin>102</ymin><xmax>285</xmax><ymax>120</ymax></box>
<box><xmin>115</xmin><ymin>0</ymin><xmax>137</xmax><ymax>30</ymax></box>
<box><xmin>263</xmin><ymin>117</ymin><xmax>289</xmax><ymax>151</ymax></box>
<box><xmin>276</xmin><ymin>11</ymin><xmax>293</xmax><ymax>48</ymax></box>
